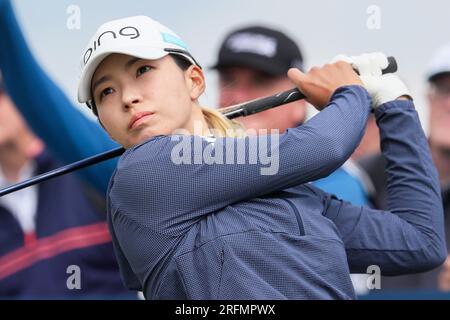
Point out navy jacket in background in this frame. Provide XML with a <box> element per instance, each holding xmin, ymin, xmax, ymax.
<box><xmin>0</xmin><ymin>150</ymin><xmax>135</xmax><ymax>299</ymax></box>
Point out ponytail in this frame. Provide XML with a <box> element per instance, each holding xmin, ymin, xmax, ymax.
<box><xmin>201</xmin><ymin>107</ymin><xmax>247</xmax><ymax>138</ymax></box>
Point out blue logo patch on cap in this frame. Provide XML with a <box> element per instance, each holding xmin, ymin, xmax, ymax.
<box><xmin>161</xmin><ymin>33</ymin><xmax>188</xmax><ymax>50</ymax></box>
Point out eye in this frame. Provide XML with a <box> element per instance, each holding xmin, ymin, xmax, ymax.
<box><xmin>98</xmin><ymin>87</ymin><xmax>115</xmax><ymax>101</ymax></box>
<box><xmin>136</xmin><ymin>65</ymin><xmax>152</xmax><ymax>77</ymax></box>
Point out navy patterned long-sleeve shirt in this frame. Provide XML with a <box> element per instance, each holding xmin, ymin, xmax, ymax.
<box><xmin>107</xmin><ymin>85</ymin><xmax>446</xmax><ymax>299</ymax></box>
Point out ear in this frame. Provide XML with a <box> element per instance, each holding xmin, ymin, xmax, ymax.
<box><xmin>185</xmin><ymin>65</ymin><xmax>206</xmax><ymax>100</ymax></box>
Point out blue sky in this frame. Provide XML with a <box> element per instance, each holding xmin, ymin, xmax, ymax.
<box><xmin>10</xmin><ymin>0</ymin><xmax>450</xmax><ymax>126</ymax></box>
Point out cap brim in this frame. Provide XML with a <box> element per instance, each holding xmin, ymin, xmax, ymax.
<box><xmin>78</xmin><ymin>45</ymin><xmax>169</xmax><ymax>103</ymax></box>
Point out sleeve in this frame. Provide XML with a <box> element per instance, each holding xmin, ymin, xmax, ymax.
<box><xmin>321</xmin><ymin>100</ymin><xmax>447</xmax><ymax>275</ymax></box>
<box><xmin>0</xmin><ymin>0</ymin><xmax>117</xmax><ymax>195</ymax></box>
<box><xmin>106</xmin><ymin>193</ymin><xmax>142</xmax><ymax>291</ymax></box>
<box><xmin>109</xmin><ymin>85</ymin><xmax>372</xmax><ymax>236</ymax></box>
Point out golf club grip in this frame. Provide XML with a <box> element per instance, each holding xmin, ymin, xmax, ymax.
<box><xmin>0</xmin><ymin>56</ymin><xmax>397</xmax><ymax>197</ymax></box>
<box><xmin>222</xmin><ymin>88</ymin><xmax>305</xmax><ymax>119</ymax></box>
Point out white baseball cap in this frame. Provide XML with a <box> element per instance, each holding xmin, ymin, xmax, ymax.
<box><xmin>77</xmin><ymin>15</ymin><xmax>199</xmax><ymax>105</ymax></box>
<box><xmin>426</xmin><ymin>44</ymin><xmax>450</xmax><ymax>82</ymax></box>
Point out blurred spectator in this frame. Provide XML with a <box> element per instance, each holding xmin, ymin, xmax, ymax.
<box><xmin>0</xmin><ymin>0</ymin><xmax>117</xmax><ymax>197</ymax></box>
<box><xmin>211</xmin><ymin>25</ymin><xmax>369</xmax><ymax>206</ymax></box>
<box><xmin>213</xmin><ymin>26</ymin><xmax>306</xmax><ymax>133</ymax></box>
<box><xmin>0</xmin><ymin>84</ymin><xmax>134</xmax><ymax>299</ymax></box>
<box><xmin>357</xmin><ymin>44</ymin><xmax>450</xmax><ymax>293</ymax></box>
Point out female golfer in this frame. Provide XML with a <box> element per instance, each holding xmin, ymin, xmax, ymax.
<box><xmin>76</xmin><ymin>16</ymin><xmax>446</xmax><ymax>299</ymax></box>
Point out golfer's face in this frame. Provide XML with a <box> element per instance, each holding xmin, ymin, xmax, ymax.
<box><xmin>91</xmin><ymin>54</ymin><xmax>194</xmax><ymax>148</ymax></box>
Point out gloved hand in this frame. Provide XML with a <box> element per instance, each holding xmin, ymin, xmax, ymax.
<box><xmin>359</xmin><ymin>73</ymin><xmax>412</xmax><ymax>109</ymax></box>
<box><xmin>332</xmin><ymin>52</ymin><xmax>412</xmax><ymax>109</ymax></box>
<box><xmin>332</xmin><ymin>52</ymin><xmax>389</xmax><ymax>77</ymax></box>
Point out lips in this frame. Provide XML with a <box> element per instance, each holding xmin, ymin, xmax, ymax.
<box><xmin>128</xmin><ymin>112</ymin><xmax>154</xmax><ymax>130</ymax></box>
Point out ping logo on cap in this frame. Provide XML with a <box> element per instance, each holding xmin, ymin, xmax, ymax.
<box><xmin>226</xmin><ymin>32</ymin><xmax>278</xmax><ymax>58</ymax></box>
<box><xmin>83</xmin><ymin>26</ymin><xmax>141</xmax><ymax>66</ymax></box>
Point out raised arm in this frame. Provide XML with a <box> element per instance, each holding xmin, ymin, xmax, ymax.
<box><xmin>320</xmin><ymin>99</ymin><xmax>447</xmax><ymax>275</ymax></box>
<box><xmin>109</xmin><ymin>83</ymin><xmax>372</xmax><ymax>235</ymax></box>
<box><xmin>0</xmin><ymin>0</ymin><xmax>117</xmax><ymax>195</ymax></box>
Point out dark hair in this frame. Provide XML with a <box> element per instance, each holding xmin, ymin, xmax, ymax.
<box><xmin>171</xmin><ymin>54</ymin><xmax>193</xmax><ymax>71</ymax></box>
<box><xmin>88</xmin><ymin>54</ymin><xmax>193</xmax><ymax>117</ymax></box>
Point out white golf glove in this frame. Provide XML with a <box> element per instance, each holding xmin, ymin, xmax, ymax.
<box><xmin>359</xmin><ymin>73</ymin><xmax>412</xmax><ymax>109</ymax></box>
<box><xmin>332</xmin><ymin>52</ymin><xmax>412</xmax><ymax>109</ymax></box>
<box><xmin>332</xmin><ymin>52</ymin><xmax>389</xmax><ymax>76</ymax></box>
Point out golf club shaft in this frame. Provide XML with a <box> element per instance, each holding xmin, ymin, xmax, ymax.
<box><xmin>0</xmin><ymin>89</ymin><xmax>303</xmax><ymax>197</ymax></box>
<box><xmin>0</xmin><ymin>57</ymin><xmax>397</xmax><ymax>197</ymax></box>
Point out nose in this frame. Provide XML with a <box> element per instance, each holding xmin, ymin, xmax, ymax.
<box><xmin>121</xmin><ymin>86</ymin><xmax>143</xmax><ymax>110</ymax></box>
